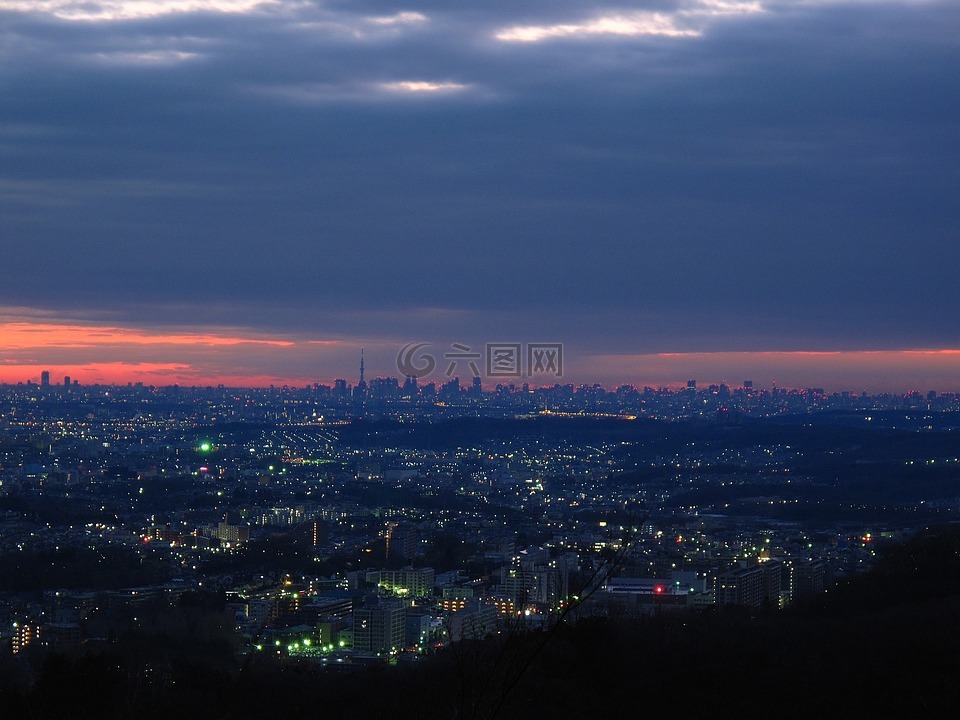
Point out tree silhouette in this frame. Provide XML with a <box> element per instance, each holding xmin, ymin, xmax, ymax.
<box><xmin>444</xmin><ymin>509</ymin><xmax>645</xmax><ymax>720</ymax></box>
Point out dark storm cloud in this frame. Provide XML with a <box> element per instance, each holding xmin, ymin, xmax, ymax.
<box><xmin>1</xmin><ymin>1</ymin><xmax>958</xmax><ymax>357</ymax></box>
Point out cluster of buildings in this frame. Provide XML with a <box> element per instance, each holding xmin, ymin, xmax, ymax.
<box><xmin>5</xmin><ymin>369</ymin><xmax>960</xmax><ymax>428</ymax></box>
<box><xmin>0</xmin><ymin>372</ymin><xmax>950</xmax><ymax>665</ymax></box>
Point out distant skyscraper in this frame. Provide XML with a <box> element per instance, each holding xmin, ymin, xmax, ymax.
<box><xmin>40</xmin><ymin>370</ymin><xmax>50</xmax><ymax>387</ymax></box>
<box><xmin>355</xmin><ymin>349</ymin><xmax>367</xmax><ymax>399</ymax></box>
<box><xmin>63</xmin><ymin>375</ymin><xmax>70</xmax><ymax>388</ymax></box>
<box><xmin>440</xmin><ymin>376</ymin><xmax>460</xmax><ymax>399</ymax></box>
<box><xmin>402</xmin><ymin>375</ymin><xmax>418</xmax><ymax>396</ymax></box>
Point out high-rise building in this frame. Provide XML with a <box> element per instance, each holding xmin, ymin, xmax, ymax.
<box><xmin>440</xmin><ymin>377</ymin><xmax>460</xmax><ymax>399</ymax></box>
<box><xmin>789</xmin><ymin>559</ymin><xmax>826</xmax><ymax>600</ymax></box>
<box><xmin>12</xmin><ymin>622</ymin><xmax>39</xmax><ymax>653</ymax></box>
<box><xmin>41</xmin><ymin>370</ymin><xmax>50</xmax><ymax>386</ymax></box>
<box><xmin>378</xmin><ymin>566</ymin><xmax>435</xmax><ymax>597</ymax></box>
<box><xmin>354</xmin><ymin>349</ymin><xmax>367</xmax><ymax>399</ymax></box>
<box><xmin>402</xmin><ymin>375</ymin><xmax>418</xmax><ymax>396</ymax></box>
<box><xmin>311</xmin><ymin>520</ymin><xmax>328</xmax><ymax>548</ymax></box>
<box><xmin>385</xmin><ymin>523</ymin><xmax>421</xmax><ymax>562</ymax></box>
<box><xmin>715</xmin><ymin>560</ymin><xmax>782</xmax><ymax>608</ymax></box>
<box><xmin>42</xmin><ymin>622</ymin><xmax>81</xmax><ymax>652</ymax></box>
<box><xmin>446</xmin><ymin>600</ymin><xmax>498</xmax><ymax>642</ymax></box>
<box><xmin>216</xmin><ymin>519</ymin><xmax>250</xmax><ymax>546</ymax></box>
<box><xmin>500</xmin><ymin>547</ymin><xmax>574</xmax><ymax>608</ymax></box>
<box><xmin>353</xmin><ymin>598</ymin><xmax>405</xmax><ymax>654</ymax></box>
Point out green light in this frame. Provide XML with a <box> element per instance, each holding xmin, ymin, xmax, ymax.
<box><xmin>199</xmin><ymin>442</ymin><xmax>211</xmax><ymax>452</ymax></box>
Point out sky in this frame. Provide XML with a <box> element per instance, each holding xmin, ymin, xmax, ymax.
<box><xmin>1</xmin><ymin>0</ymin><xmax>958</xmax><ymax>392</ymax></box>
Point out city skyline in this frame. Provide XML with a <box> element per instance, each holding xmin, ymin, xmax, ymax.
<box><xmin>2</xmin><ymin>1</ymin><xmax>958</xmax><ymax>392</ymax></box>
<box><xmin>5</xmin><ymin>345</ymin><xmax>960</xmax><ymax>394</ymax></box>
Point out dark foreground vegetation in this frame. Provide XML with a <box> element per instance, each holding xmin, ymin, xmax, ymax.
<box><xmin>3</xmin><ymin>524</ymin><xmax>960</xmax><ymax>719</ymax></box>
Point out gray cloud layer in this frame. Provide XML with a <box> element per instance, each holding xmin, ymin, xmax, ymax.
<box><xmin>2</xmin><ymin>1</ymin><xmax>958</xmax><ymax>355</ymax></box>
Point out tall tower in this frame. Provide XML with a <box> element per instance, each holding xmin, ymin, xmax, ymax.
<box><xmin>355</xmin><ymin>349</ymin><xmax>367</xmax><ymax>399</ymax></box>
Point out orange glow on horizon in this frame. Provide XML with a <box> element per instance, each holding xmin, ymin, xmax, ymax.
<box><xmin>0</xmin><ymin>322</ymin><xmax>295</xmax><ymax>349</ymax></box>
<box><xmin>0</xmin><ymin>348</ymin><xmax>956</xmax><ymax>392</ymax></box>
<box><xmin>0</xmin><ymin>363</ymin><xmax>321</xmax><ymax>388</ymax></box>
<box><xmin>0</xmin><ymin>316</ymin><xmax>957</xmax><ymax>392</ymax></box>
<box><xmin>587</xmin><ymin>350</ymin><xmax>960</xmax><ymax>394</ymax></box>
<box><xmin>0</xmin><ymin>317</ymin><xmax>347</xmax><ymax>387</ymax></box>
<box><xmin>653</xmin><ymin>349</ymin><xmax>960</xmax><ymax>359</ymax></box>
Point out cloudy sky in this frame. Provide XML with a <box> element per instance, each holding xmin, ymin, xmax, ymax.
<box><xmin>1</xmin><ymin>0</ymin><xmax>958</xmax><ymax>391</ymax></box>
